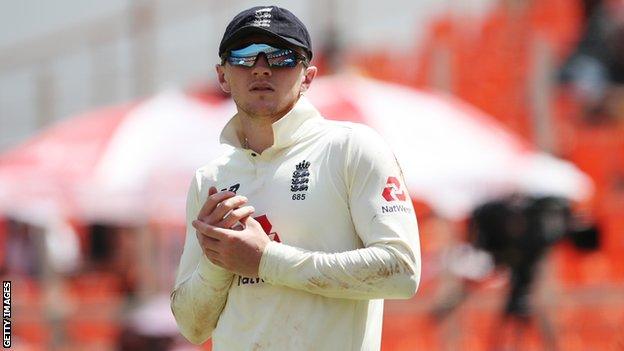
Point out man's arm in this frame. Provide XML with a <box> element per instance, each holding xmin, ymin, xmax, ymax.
<box><xmin>170</xmin><ymin>258</ymin><xmax>234</xmax><ymax>344</ymax></box>
<box><xmin>170</xmin><ymin>177</ymin><xmax>235</xmax><ymax>345</ymax></box>
<box><xmin>259</xmin><ymin>238</ymin><xmax>419</xmax><ymax>299</ymax></box>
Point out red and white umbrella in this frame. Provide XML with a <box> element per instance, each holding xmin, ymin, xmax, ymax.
<box><xmin>0</xmin><ymin>103</ymin><xmax>130</xmax><ymax>220</ymax></box>
<box><xmin>83</xmin><ymin>91</ymin><xmax>232</xmax><ymax>223</ymax></box>
<box><xmin>0</xmin><ymin>91</ymin><xmax>230</xmax><ymax>223</ymax></box>
<box><xmin>307</xmin><ymin>75</ymin><xmax>592</xmax><ymax>218</ymax></box>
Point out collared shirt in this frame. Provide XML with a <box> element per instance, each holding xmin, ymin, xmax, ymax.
<box><xmin>171</xmin><ymin>97</ymin><xmax>421</xmax><ymax>351</ymax></box>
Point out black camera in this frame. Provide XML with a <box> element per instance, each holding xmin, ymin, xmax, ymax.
<box><xmin>469</xmin><ymin>195</ymin><xmax>599</xmax><ymax>317</ymax></box>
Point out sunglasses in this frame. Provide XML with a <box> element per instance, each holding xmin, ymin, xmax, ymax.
<box><xmin>225</xmin><ymin>43</ymin><xmax>307</xmax><ymax>68</ymax></box>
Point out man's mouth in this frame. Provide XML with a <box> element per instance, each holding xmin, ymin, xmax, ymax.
<box><xmin>249</xmin><ymin>83</ymin><xmax>275</xmax><ymax>92</ymax></box>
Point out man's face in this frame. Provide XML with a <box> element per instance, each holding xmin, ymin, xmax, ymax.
<box><xmin>216</xmin><ymin>35</ymin><xmax>317</xmax><ymax>120</ymax></box>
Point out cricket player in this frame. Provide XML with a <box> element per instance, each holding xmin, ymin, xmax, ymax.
<box><xmin>171</xmin><ymin>5</ymin><xmax>421</xmax><ymax>350</ymax></box>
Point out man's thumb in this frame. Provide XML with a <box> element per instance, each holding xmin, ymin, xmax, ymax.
<box><xmin>208</xmin><ymin>186</ymin><xmax>218</xmax><ymax>196</ymax></box>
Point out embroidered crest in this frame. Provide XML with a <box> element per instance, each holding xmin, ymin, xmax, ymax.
<box><xmin>291</xmin><ymin>160</ymin><xmax>310</xmax><ymax>192</ymax></box>
<box><xmin>251</xmin><ymin>7</ymin><xmax>272</xmax><ymax>27</ymax></box>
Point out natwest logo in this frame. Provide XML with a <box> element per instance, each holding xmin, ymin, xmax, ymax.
<box><xmin>382</xmin><ymin>176</ymin><xmax>407</xmax><ymax>202</ymax></box>
<box><xmin>254</xmin><ymin>214</ymin><xmax>281</xmax><ymax>242</ymax></box>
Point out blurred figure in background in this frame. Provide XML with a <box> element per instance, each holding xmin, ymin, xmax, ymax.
<box><xmin>432</xmin><ymin>194</ymin><xmax>599</xmax><ymax>351</ymax></box>
<box><xmin>558</xmin><ymin>0</ymin><xmax>624</xmax><ymax>283</ymax></box>
<box><xmin>2</xmin><ymin>218</ymin><xmax>41</xmax><ymax>277</ymax></box>
<box><xmin>560</xmin><ymin>0</ymin><xmax>624</xmax><ymax>125</ymax></box>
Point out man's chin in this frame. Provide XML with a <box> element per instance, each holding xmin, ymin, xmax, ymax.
<box><xmin>237</xmin><ymin>96</ymin><xmax>296</xmax><ymax>119</ymax></box>
<box><xmin>244</xmin><ymin>104</ymin><xmax>280</xmax><ymax>119</ymax></box>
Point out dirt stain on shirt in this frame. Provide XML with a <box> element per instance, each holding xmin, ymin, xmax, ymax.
<box><xmin>360</xmin><ymin>262</ymin><xmax>402</xmax><ymax>283</ymax></box>
<box><xmin>307</xmin><ymin>276</ymin><xmax>330</xmax><ymax>289</ymax></box>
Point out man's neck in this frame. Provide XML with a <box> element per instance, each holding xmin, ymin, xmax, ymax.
<box><xmin>239</xmin><ymin>114</ymin><xmax>276</xmax><ymax>154</ymax></box>
<box><xmin>237</xmin><ymin>98</ymin><xmax>300</xmax><ymax>154</ymax></box>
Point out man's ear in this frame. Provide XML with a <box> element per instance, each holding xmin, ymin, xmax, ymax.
<box><xmin>299</xmin><ymin>65</ymin><xmax>318</xmax><ymax>95</ymax></box>
<box><xmin>215</xmin><ymin>64</ymin><xmax>231</xmax><ymax>93</ymax></box>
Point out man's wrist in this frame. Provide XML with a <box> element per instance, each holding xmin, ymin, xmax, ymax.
<box><xmin>197</xmin><ymin>254</ymin><xmax>234</xmax><ymax>282</ymax></box>
<box><xmin>258</xmin><ymin>241</ymin><xmax>287</xmax><ymax>282</ymax></box>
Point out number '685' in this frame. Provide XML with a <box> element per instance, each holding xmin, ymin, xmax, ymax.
<box><xmin>292</xmin><ymin>194</ymin><xmax>306</xmax><ymax>201</ymax></box>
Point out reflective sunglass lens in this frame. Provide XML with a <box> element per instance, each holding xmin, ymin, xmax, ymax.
<box><xmin>227</xmin><ymin>56</ymin><xmax>256</xmax><ymax>67</ymax></box>
<box><xmin>227</xmin><ymin>44</ymin><xmax>301</xmax><ymax>68</ymax></box>
<box><xmin>265</xmin><ymin>50</ymin><xmax>298</xmax><ymax>67</ymax></box>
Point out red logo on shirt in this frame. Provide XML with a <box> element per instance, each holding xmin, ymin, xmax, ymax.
<box><xmin>254</xmin><ymin>214</ymin><xmax>281</xmax><ymax>242</ymax></box>
<box><xmin>382</xmin><ymin>176</ymin><xmax>407</xmax><ymax>202</ymax></box>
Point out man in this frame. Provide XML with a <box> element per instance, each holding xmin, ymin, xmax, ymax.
<box><xmin>171</xmin><ymin>6</ymin><xmax>421</xmax><ymax>350</ymax></box>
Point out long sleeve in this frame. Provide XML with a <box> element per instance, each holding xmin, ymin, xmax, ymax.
<box><xmin>170</xmin><ymin>175</ymin><xmax>234</xmax><ymax>344</ymax></box>
<box><xmin>259</xmin><ymin>240</ymin><xmax>418</xmax><ymax>299</ymax></box>
<box><xmin>259</xmin><ymin>124</ymin><xmax>421</xmax><ymax>300</ymax></box>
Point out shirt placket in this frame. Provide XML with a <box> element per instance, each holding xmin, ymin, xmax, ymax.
<box><xmin>251</xmin><ymin>149</ymin><xmax>270</xmax><ymax>187</ymax></box>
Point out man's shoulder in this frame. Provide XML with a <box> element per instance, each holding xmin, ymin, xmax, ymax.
<box><xmin>318</xmin><ymin>119</ymin><xmax>385</xmax><ymax>147</ymax></box>
<box><xmin>194</xmin><ymin>148</ymin><xmax>237</xmax><ymax>180</ymax></box>
<box><xmin>317</xmin><ymin>119</ymin><xmax>379</xmax><ymax>143</ymax></box>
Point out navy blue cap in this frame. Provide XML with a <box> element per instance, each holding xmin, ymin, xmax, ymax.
<box><xmin>219</xmin><ymin>6</ymin><xmax>313</xmax><ymax>60</ymax></box>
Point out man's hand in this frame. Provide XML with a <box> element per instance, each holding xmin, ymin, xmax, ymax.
<box><xmin>197</xmin><ymin>186</ymin><xmax>254</xmax><ymax>229</ymax></box>
<box><xmin>193</xmin><ymin>215</ymin><xmax>270</xmax><ymax>277</ymax></box>
<box><xmin>194</xmin><ymin>186</ymin><xmax>269</xmax><ymax>276</ymax></box>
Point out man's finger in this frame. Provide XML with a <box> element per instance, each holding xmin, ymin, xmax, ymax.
<box><xmin>218</xmin><ymin>206</ymin><xmax>255</xmax><ymax>229</ymax></box>
<box><xmin>207</xmin><ymin>196</ymin><xmax>249</xmax><ymax>224</ymax></box>
<box><xmin>240</xmin><ymin>215</ymin><xmax>261</xmax><ymax>230</ymax></box>
<box><xmin>193</xmin><ymin>219</ymin><xmax>231</xmax><ymax>241</ymax></box>
<box><xmin>196</xmin><ymin>232</ymin><xmax>221</xmax><ymax>249</ymax></box>
<box><xmin>195</xmin><ymin>232</ymin><xmax>220</xmax><ymax>258</ymax></box>
<box><xmin>197</xmin><ymin>189</ymin><xmax>236</xmax><ymax>220</ymax></box>
<box><xmin>198</xmin><ymin>189</ymin><xmax>235</xmax><ymax>219</ymax></box>
<box><xmin>201</xmin><ymin>242</ymin><xmax>221</xmax><ymax>256</ymax></box>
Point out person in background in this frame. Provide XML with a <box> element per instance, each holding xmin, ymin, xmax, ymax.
<box><xmin>560</xmin><ymin>0</ymin><xmax>624</xmax><ymax>124</ymax></box>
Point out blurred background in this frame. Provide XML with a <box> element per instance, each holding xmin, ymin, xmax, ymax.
<box><xmin>1</xmin><ymin>0</ymin><xmax>623</xmax><ymax>350</ymax></box>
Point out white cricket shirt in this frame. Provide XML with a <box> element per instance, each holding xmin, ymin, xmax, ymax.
<box><xmin>171</xmin><ymin>97</ymin><xmax>421</xmax><ymax>351</ymax></box>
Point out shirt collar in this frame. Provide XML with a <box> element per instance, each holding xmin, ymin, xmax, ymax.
<box><xmin>219</xmin><ymin>97</ymin><xmax>322</xmax><ymax>150</ymax></box>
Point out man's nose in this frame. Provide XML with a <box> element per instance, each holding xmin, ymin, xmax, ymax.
<box><xmin>251</xmin><ymin>53</ymin><xmax>271</xmax><ymax>76</ymax></box>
